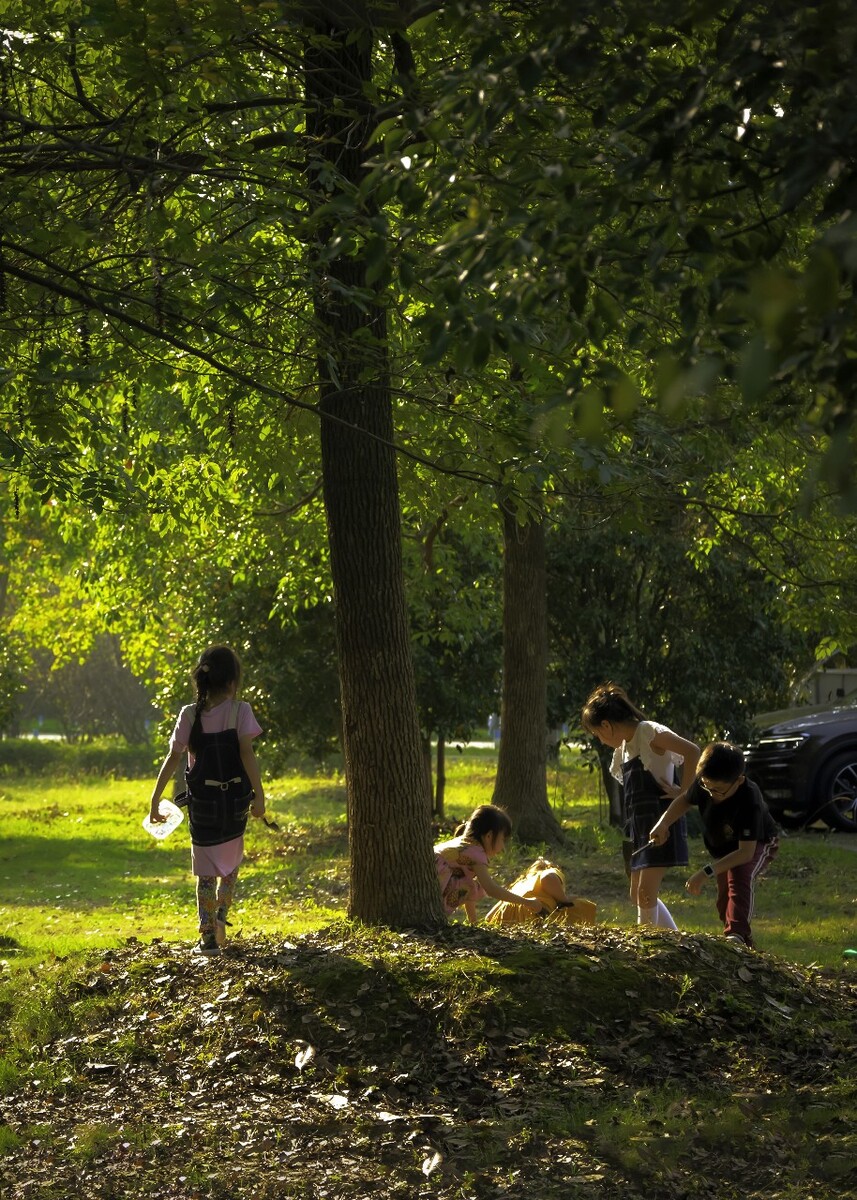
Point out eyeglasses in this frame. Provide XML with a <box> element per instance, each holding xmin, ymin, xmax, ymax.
<box><xmin>699</xmin><ymin>778</ymin><xmax>739</xmax><ymax>799</ymax></box>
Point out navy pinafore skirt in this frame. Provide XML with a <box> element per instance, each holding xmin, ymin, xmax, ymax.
<box><xmin>622</xmin><ymin>754</ymin><xmax>688</xmax><ymax>870</ymax></box>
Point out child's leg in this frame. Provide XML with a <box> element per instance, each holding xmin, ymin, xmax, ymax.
<box><xmin>213</xmin><ymin>867</ymin><xmax>240</xmax><ymax>946</ymax></box>
<box><xmin>216</xmin><ymin>867</ymin><xmax>240</xmax><ymax>917</ymax></box>
<box><xmin>716</xmin><ymin>871</ymin><xmax>729</xmax><ymax>927</ymax></box>
<box><xmin>634</xmin><ymin>867</ymin><xmax>665</xmax><ymax>924</ymax></box>
<box><xmin>196</xmin><ymin>875</ymin><xmax>217</xmax><ymax>935</ymax></box>
<box><xmin>720</xmin><ymin>840</ymin><xmax>778</xmax><ymax>947</ymax></box>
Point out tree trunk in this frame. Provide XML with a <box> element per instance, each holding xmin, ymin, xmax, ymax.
<box><xmin>493</xmin><ymin>506</ymin><xmax>564</xmax><ymax>844</ymax></box>
<box><xmin>305</xmin><ymin>23</ymin><xmax>443</xmax><ymax>927</ymax></box>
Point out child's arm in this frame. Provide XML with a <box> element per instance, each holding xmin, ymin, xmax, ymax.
<box><xmin>686</xmin><ymin>840</ymin><xmax>757</xmax><ymax>895</ymax></box>
<box><xmin>535</xmin><ymin>869</ymin><xmax>570</xmax><ymax>905</ymax></box>
<box><xmin>464</xmin><ymin>897</ymin><xmax>479</xmax><ymax>925</ymax></box>
<box><xmin>650</xmin><ymin>729</ymin><xmax>700</xmax><ymax>795</ymax></box>
<box><xmin>239</xmin><ymin>736</ymin><xmax>266</xmax><ymax>817</ymax></box>
<box><xmin>471</xmin><ymin>863</ymin><xmax>542</xmax><ymax>910</ymax></box>
<box><xmin>649</xmin><ymin>793</ymin><xmax>693</xmax><ymax>844</ymax></box>
<box><xmin>149</xmin><ymin>749</ymin><xmax>183</xmax><ymax>821</ymax></box>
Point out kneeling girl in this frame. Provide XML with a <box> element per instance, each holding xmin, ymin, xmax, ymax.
<box><xmin>435</xmin><ymin>805</ymin><xmax>542</xmax><ymax>925</ymax></box>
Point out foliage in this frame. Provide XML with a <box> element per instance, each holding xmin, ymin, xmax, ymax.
<box><xmin>546</xmin><ymin>502</ymin><xmax>816</xmax><ymax>743</ymax></box>
<box><xmin>405</xmin><ymin>513</ymin><xmax>503</xmax><ymax>741</ymax></box>
<box><xmin>0</xmin><ymin>630</ymin><xmax>25</xmax><ymax>734</ymax></box>
<box><xmin>0</xmin><ymin>738</ymin><xmax>157</xmax><ymax>779</ymax></box>
<box><xmin>396</xmin><ymin>0</ymin><xmax>857</xmax><ymax>501</ymax></box>
<box><xmin>18</xmin><ymin>636</ymin><xmax>158</xmax><ymax>743</ymax></box>
<box><xmin>4</xmin><ymin>2</ymin><xmax>857</xmax><ymax>923</ymax></box>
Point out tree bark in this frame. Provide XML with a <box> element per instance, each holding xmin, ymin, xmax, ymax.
<box><xmin>493</xmin><ymin>506</ymin><xmax>564</xmax><ymax>845</ymax></box>
<box><xmin>305</xmin><ymin>23</ymin><xmax>443</xmax><ymax>927</ymax></box>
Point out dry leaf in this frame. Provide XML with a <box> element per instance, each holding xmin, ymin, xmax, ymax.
<box><xmin>295</xmin><ymin>1044</ymin><xmax>316</xmax><ymax>1072</ymax></box>
<box><xmin>421</xmin><ymin>1150</ymin><xmax>443</xmax><ymax>1177</ymax></box>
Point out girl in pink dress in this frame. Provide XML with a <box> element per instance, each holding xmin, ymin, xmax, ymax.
<box><xmin>434</xmin><ymin>805</ymin><xmax>543</xmax><ymax>924</ymax></box>
<box><xmin>148</xmin><ymin>646</ymin><xmax>266</xmax><ymax>955</ymax></box>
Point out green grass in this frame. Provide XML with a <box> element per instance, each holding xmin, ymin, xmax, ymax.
<box><xmin>440</xmin><ymin>746</ymin><xmax>857</xmax><ymax>968</ymax></box>
<box><xmin>0</xmin><ymin>771</ymin><xmax>348</xmax><ymax>969</ymax></box>
<box><xmin>0</xmin><ymin>746</ymin><xmax>854</xmax><ymax>976</ymax></box>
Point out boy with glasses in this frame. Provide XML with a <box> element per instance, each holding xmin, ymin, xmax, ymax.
<box><xmin>649</xmin><ymin>742</ymin><xmax>779</xmax><ymax>948</ymax></box>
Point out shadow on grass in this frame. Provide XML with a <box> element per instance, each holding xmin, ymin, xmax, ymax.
<box><xmin>0</xmin><ymin>835</ymin><xmax>188</xmax><ymax>908</ymax></box>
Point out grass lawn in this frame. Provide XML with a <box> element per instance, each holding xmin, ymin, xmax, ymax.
<box><xmin>1</xmin><ymin>745</ymin><xmax>854</xmax><ymax>972</ymax></box>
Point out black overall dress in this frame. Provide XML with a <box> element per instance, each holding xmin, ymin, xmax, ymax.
<box><xmin>183</xmin><ymin>707</ymin><xmax>253</xmax><ymax>847</ymax></box>
<box><xmin>622</xmin><ymin>754</ymin><xmax>688</xmax><ymax>871</ymax></box>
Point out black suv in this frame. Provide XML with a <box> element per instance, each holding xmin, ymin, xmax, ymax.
<box><xmin>744</xmin><ymin>692</ymin><xmax>857</xmax><ymax>832</ymax></box>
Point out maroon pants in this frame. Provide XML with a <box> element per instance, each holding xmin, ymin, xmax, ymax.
<box><xmin>716</xmin><ymin>838</ymin><xmax>778</xmax><ymax>947</ymax></box>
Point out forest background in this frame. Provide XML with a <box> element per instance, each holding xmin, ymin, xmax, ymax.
<box><xmin>3</xmin><ymin>0</ymin><xmax>857</xmax><ymax>928</ymax></box>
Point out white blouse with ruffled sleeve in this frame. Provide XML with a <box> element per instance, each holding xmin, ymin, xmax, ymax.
<box><xmin>609</xmin><ymin>720</ymin><xmax>684</xmax><ymax>787</ymax></box>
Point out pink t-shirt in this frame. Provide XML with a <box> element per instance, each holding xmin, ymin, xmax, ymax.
<box><xmin>170</xmin><ymin>699</ymin><xmax>262</xmax><ymax>765</ymax></box>
<box><xmin>434</xmin><ymin>837</ymin><xmax>488</xmax><ymax>915</ymax></box>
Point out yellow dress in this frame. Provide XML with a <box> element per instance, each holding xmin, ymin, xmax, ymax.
<box><xmin>485</xmin><ymin>860</ymin><xmax>597</xmax><ymax>927</ymax></box>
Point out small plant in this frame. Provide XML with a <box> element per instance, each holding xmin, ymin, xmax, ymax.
<box><xmin>69</xmin><ymin>1122</ymin><xmax>117</xmax><ymax>1161</ymax></box>
<box><xmin>0</xmin><ymin>1123</ymin><xmax>22</xmax><ymax>1154</ymax></box>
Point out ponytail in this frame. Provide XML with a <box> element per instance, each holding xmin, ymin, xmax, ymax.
<box><xmin>581</xmin><ymin>682</ymin><xmax>646</xmax><ymax>733</ymax></box>
<box><xmin>187</xmin><ymin>670</ymin><xmax>209</xmax><ymax>757</ymax></box>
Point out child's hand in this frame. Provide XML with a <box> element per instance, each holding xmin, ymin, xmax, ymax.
<box><xmin>251</xmin><ymin>795</ymin><xmax>266</xmax><ymax>818</ymax></box>
<box><xmin>523</xmin><ymin>897</ymin><xmax>544</xmax><ymax>913</ymax></box>
<box><xmin>685</xmin><ymin>870</ymin><xmax>706</xmax><ymax>896</ymax></box>
<box><xmin>649</xmin><ymin>821</ymin><xmax>668</xmax><ymax>846</ymax></box>
<box><xmin>148</xmin><ymin>802</ymin><xmax>166</xmax><ymax>824</ymax></box>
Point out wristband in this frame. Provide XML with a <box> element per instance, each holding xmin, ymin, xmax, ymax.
<box><xmin>702</xmin><ymin>863</ymin><xmax>715</xmax><ymax>878</ymax></box>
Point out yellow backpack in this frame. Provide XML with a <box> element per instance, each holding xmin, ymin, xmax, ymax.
<box><xmin>485</xmin><ymin>860</ymin><xmax>597</xmax><ymax>927</ymax></box>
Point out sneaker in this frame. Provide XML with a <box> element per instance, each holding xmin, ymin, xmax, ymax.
<box><xmin>215</xmin><ymin>908</ymin><xmax>231</xmax><ymax>948</ymax></box>
<box><xmin>724</xmin><ymin>933</ymin><xmax>746</xmax><ymax>946</ymax></box>
<box><xmin>197</xmin><ymin>931</ymin><xmax>221</xmax><ymax>956</ymax></box>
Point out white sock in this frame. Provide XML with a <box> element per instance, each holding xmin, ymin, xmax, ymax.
<box><xmin>655</xmin><ymin>899</ymin><xmax>677</xmax><ymax>930</ymax></box>
<box><xmin>637</xmin><ymin>905</ymin><xmax>657</xmax><ymax>925</ymax></box>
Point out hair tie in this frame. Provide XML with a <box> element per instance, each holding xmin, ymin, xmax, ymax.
<box><xmin>200</xmin><ymin>664</ymin><xmax>210</xmax><ymax>673</ymax></box>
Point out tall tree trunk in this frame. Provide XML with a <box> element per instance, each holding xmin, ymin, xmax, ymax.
<box><xmin>305</xmin><ymin>21</ymin><xmax>443</xmax><ymax>927</ymax></box>
<box><xmin>493</xmin><ymin>506</ymin><xmax>564</xmax><ymax>844</ymax></box>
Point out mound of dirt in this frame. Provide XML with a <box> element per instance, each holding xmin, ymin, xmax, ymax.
<box><xmin>2</xmin><ymin>923</ymin><xmax>855</xmax><ymax>1199</ymax></box>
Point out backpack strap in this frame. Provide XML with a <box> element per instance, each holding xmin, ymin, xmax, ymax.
<box><xmin>227</xmin><ymin>700</ymin><xmax>240</xmax><ymax>731</ymax></box>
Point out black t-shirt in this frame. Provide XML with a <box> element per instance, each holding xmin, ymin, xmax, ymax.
<box><xmin>687</xmin><ymin>778</ymin><xmax>778</xmax><ymax>858</ymax></box>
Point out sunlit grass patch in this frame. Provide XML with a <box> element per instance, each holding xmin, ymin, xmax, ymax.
<box><xmin>1</xmin><ymin>752</ymin><xmax>855</xmax><ymax>979</ymax></box>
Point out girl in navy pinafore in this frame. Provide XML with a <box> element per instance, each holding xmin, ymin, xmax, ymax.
<box><xmin>582</xmin><ymin>683</ymin><xmax>700</xmax><ymax>930</ymax></box>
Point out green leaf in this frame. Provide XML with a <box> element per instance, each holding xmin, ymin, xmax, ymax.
<box><xmin>736</xmin><ymin>336</ymin><xmax>775</xmax><ymax>403</ymax></box>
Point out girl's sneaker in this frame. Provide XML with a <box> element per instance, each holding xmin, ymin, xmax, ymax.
<box><xmin>215</xmin><ymin>908</ymin><xmax>230</xmax><ymax>948</ymax></box>
<box><xmin>197</xmin><ymin>931</ymin><xmax>220</xmax><ymax>956</ymax></box>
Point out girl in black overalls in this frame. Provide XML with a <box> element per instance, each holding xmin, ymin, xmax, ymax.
<box><xmin>148</xmin><ymin>646</ymin><xmax>266</xmax><ymax>955</ymax></box>
<box><xmin>582</xmin><ymin>683</ymin><xmax>699</xmax><ymax>930</ymax></box>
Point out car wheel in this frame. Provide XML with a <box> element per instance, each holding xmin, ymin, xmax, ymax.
<box><xmin>817</xmin><ymin>750</ymin><xmax>857</xmax><ymax>832</ymax></box>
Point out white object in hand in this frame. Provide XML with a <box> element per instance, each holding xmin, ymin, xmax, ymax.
<box><xmin>142</xmin><ymin>799</ymin><xmax>184</xmax><ymax>840</ymax></box>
